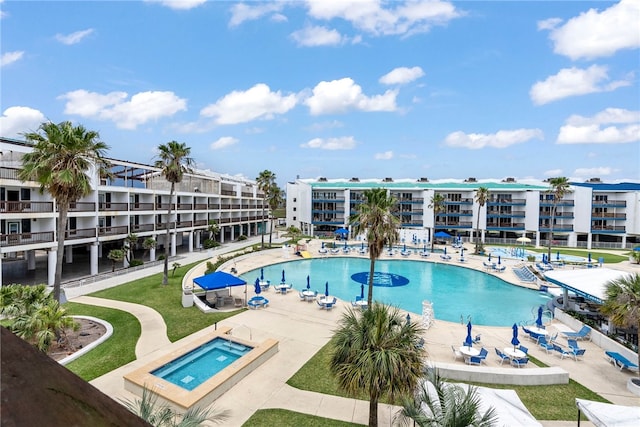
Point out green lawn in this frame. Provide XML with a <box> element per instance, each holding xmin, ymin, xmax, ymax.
<box><xmin>64</xmin><ymin>302</ymin><xmax>139</xmax><ymax>381</ymax></box>
<box><xmin>243</xmin><ymin>409</ymin><xmax>363</xmax><ymax>426</ymax></box>
<box><xmin>524</xmin><ymin>247</ymin><xmax>628</xmax><ymax>264</ymax></box>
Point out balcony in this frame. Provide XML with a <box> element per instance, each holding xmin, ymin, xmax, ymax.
<box><xmin>591</xmin><ymin>225</ymin><xmax>625</xmax><ymax>233</ymax></box>
<box><xmin>193</xmin><ymin>203</ymin><xmax>208</xmax><ymax>210</ymax></box>
<box><xmin>65</xmin><ymin>227</ymin><xmax>97</xmax><ymax>240</ymax></box>
<box><xmin>444</xmin><ymin>198</ymin><xmax>473</xmax><ymax>205</ymax></box>
<box><xmin>1</xmin><ymin>200</ymin><xmax>53</xmax><ymax>213</ymax></box>
<box><xmin>0</xmin><ymin>167</ymin><xmax>20</xmax><ymax>180</ymax></box>
<box><xmin>99</xmin><ymin>202</ymin><xmax>128</xmax><ymax>211</ymax></box>
<box><xmin>98</xmin><ymin>225</ymin><xmax>128</xmax><ymax>236</ymax></box>
<box><xmin>591</xmin><ymin>212</ymin><xmax>626</xmax><ymax>220</ymax></box>
<box><xmin>0</xmin><ymin>231</ymin><xmax>54</xmax><ymax>247</ymax></box>
<box><xmin>539</xmin><ymin>200</ymin><xmax>575</xmax><ymax>207</ymax></box>
<box><xmin>538</xmin><ymin>224</ymin><xmax>574</xmax><ymax>232</ymax></box>
<box><xmin>130</xmin><ymin>202</ymin><xmax>155</xmax><ymax>211</ymax></box>
<box><xmin>208</xmin><ymin>204</ymin><xmax>221</xmax><ymax>210</ymax></box>
<box><xmin>193</xmin><ymin>219</ymin><xmax>208</xmax><ymax>227</ymax></box>
<box><xmin>592</xmin><ymin>200</ymin><xmax>626</xmax><ymax>208</ymax></box>
<box><xmin>68</xmin><ymin>202</ymin><xmax>96</xmax><ymax>212</ymax></box>
<box><xmin>539</xmin><ymin>212</ymin><xmax>575</xmax><ymax>219</ymax></box>
<box><xmin>487</xmin><ymin>210</ymin><xmax>526</xmax><ymax>218</ymax></box>
<box><xmin>487</xmin><ymin>198</ymin><xmax>526</xmax><ymax>206</ymax></box>
<box><xmin>130</xmin><ymin>223</ymin><xmax>154</xmax><ymax>232</ymax></box>
<box><xmin>397</xmin><ymin>198</ymin><xmax>425</xmax><ymax>204</ymax></box>
<box><xmin>486</xmin><ymin>222</ymin><xmax>525</xmax><ymax>230</ymax></box>
<box><xmin>221</xmin><ymin>190</ymin><xmax>235</xmax><ymax>196</ymax></box>
<box><xmin>176</xmin><ymin>203</ymin><xmax>192</xmax><ymax>211</ymax></box>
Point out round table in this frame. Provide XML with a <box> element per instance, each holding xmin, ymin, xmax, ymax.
<box><xmin>459</xmin><ymin>346</ymin><xmax>480</xmax><ymax>357</ymax></box>
<box><xmin>503</xmin><ymin>347</ymin><xmax>526</xmax><ymax>359</ymax></box>
<box><xmin>527</xmin><ymin>326</ymin><xmax>548</xmax><ymax>336</ymax></box>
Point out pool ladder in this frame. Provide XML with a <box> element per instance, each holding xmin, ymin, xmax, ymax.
<box><xmin>460</xmin><ymin>314</ymin><xmax>472</xmax><ymax>324</ymax></box>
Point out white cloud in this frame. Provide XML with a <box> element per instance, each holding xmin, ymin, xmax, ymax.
<box><xmin>229</xmin><ymin>2</ymin><xmax>285</xmax><ymax>27</ymax></box>
<box><xmin>544</xmin><ymin>169</ymin><xmax>564</xmax><ymax>177</ymax></box>
<box><xmin>59</xmin><ymin>89</ymin><xmax>187</xmax><ymax>130</ymax></box>
<box><xmin>379</xmin><ymin>66</ymin><xmax>424</xmax><ymax>85</ymax></box>
<box><xmin>529</xmin><ymin>65</ymin><xmax>631</xmax><ymax>105</ymax></box>
<box><xmin>537</xmin><ymin>17</ymin><xmax>562</xmax><ymax>31</ymax></box>
<box><xmin>210</xmin><ymin>136</ymin><xmax>239</xmax><ymax>150</ymax></box>
<box><xmin>145</xmin><ymin>0</ymin><xmax>207</xmax><ymax>11</ymax></box>
<box><xmin>305</xmin><ymin>0</ymin><xmax>461</xmax><ymax>37</ymax></box>
<box><xmin>0</xmin><ymin>106</ymin><xmax>46</xmax><ymax>137</ymax></box>
<box><xmin>1</xmin><ymin>51</ymin><xmax>24</xmax><ymax>67</ymax></box>
<box><xmin>375</xmin><ymin>150</ymin><xmax>393</xmax><ymax>160</ymax></box>
<box><xmin>444</xmin><ymin>128</ymin><xmax>543</xmax><ymax>149</ymax></box>
<box><xmin>300</xmin><ymin>136</ymin><xmax>356</xmax><ymax>150</ymax></box>
<box><xmin>55</xmin><ymin>29</ymin><xmax>94</xmax><ymax>45</ymax></box>
<box><xmin>200</xmin><ymin>83</ymin><xmax>297</xmax><ymax>125</ymax></box>
<box><xmin>544</xmin><ymin>0</ymin><xmax>640</xmax><ymax>60</ymax></box>
<box><xmin>573</xmin><ymin>166</ymin><xmax>614</xmax><ymax>177</ymax></box>
<box><xmin>290</xmin><ymin>25</ymin><xmax>346</xmax><ymax>47</ymax></box>
<box><xmin>306</xmin><ymin>120</ymin><xmax>344</xmax><ymax>132</ymax></box>
<box><xmin>557</xmin><ymin>108</ymin><xmax>640</xmax><ymax>144</ymax></box>
<box><xmin>304</xmin><ymin>77</ymin><xmax>398</xmax><ymax>115</ymax></box>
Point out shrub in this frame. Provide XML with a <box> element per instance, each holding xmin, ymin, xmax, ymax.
<box><xmin>129</xmin><ymin>259</ymin><xmax>144</xmax><ymax>267</ymax></box>
<box><xmin>238</xmin><ymin>235</ymin><xmax>248</xmax><ymax>241</ymax></box>
<box><xmin>203</xmin><ymin>239</ymin><xmax>220</xmax><ymax>249</ymax></box>
<box><xmin>527</xmin><ymin>255</ymin><xmax>536</xmax><ymax>262</ymax></box>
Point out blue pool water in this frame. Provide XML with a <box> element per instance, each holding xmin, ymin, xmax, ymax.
<box><xmin>243</xmin><ymin>258</ymin><xmax>550</xmax><ymax>327</ymax></box>
<box><xmin>486</xmin><ymin>246</ymin><xmax>587</xmax><ymax>262</ymax></box>
<box><xmin>152</xmin><ymin>337</ymin><xmax>253</xmax><ymax>391</ymax></box>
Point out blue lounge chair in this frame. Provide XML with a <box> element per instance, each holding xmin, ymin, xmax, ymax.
<box><xmin>552</xmin><ymin>343</ymin><xmax>572</xmax><ymax>360</ymax></box>
<box><xmin>478</xmin><ymin>347</ymin><xmax>488</xmax><ymax>361</ymax></box>
<box><xmin>466</xmin><ymin>356</ymin><xmax>483</xmax><ymax>366</ymax></box>
<box><xmin>561</xmin><ymin>325</ymin><xmax>591</xmax><ymax>341</ymax></box>
<box><xmin>569</xmin><ymin>347</ymin><xmax>586</xmax><ymax>361</ymax></box>
<box><xmin>538</xmin><ymin>336</ymin><xmax>554</xmax><ymax>354</ymax></box>
<box><xmin>495</xmin><ymin>348</ymin><xmax>510</xmax><ymax>365</ymax></box>
<box><xmin>567</xmin><ymin>339</ymin><xmax>580</xmax><ymax>350</ymax></box>
<box><xmin>605</xmin><ymin>351</ymin><xmax>639</xmax><ymax>372</ymax></box>
<box><xmin>511</xmin><ymin>357</ymin><xmax>529</xmax><ymax>368</ymax></box>
<box><xmin>518</xmin><ymin>345</ymin><xmax>529</xmax><ymax>355</ymax></box>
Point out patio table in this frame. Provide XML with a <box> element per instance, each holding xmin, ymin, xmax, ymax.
<box><xmin>503</xmin><ymin>347</ymin><xmax>526</xmax><ymax>359</ymax></box>
<box><xmin>459</xmin><ymin>346</ymin><xmax>480</xmax><ymax>357</ymax></box>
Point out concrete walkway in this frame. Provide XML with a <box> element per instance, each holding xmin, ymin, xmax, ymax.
<box><xmin>69</xmin><ymin>238</ymin><xmax>639</xmax><ymax>426</ymax></box>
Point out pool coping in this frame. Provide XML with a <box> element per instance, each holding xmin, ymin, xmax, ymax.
<box><xmin>123</xmin><ymin>326</ymin><xmax>278</xmax><ymax>411</ymax></box>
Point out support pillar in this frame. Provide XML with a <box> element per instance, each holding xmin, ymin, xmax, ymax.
<box><xmin>65</xmin><ymin>245</ymin><xmax>73</xmax><ymax>264</ymax></box>
<box><xmin>27</xmin><ymin>250</ymin><xmax>36</xmax><ymax>270</ymax></box>
<box><xmin>0</xmin><ymin>257</ymin><xmax>3</xmax><ymax>287</ymax></box>
<box><xmin>150</xmin><ymin>247</ymin><xmax>156</xmax><ymax>262</ymax></box>
<box><xmin>188</xmin><ymin>231</ymin><xmax>194</xmax><ymax>252</ymax></box>
<box><xmin>535</xmin><ymin>232</ymin><xmax>541</xmax><ymax>248</ymax></box>
<box><xmin>170</xmin><ymin>233</ymin><xmax>176</xmax><ymax>257</ymax></box>
<box><xmin>587</xmin><ymin>233</ymin><xmax>593</xmax><ymax>250</ymax></box>
<box><xmin>90</xmin><ymin>243</ymin><xmax>98</xmax><ymax>276</ymax></box>
<box><xmin>98</xmin><ymin>243</ymin><xmax>103</xmax><ymax>258</ymax></box>
<box><xmin>48</xmin><ymin>249</ymin><xmax>56</xmax><ymax>286</ymax></box>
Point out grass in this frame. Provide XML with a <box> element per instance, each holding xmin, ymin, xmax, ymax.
<box><xmin>524</xmin><ymin>247</ymin><xmax>628</xmax><ymax>264</ymax></box>
<box><xmin>288</xmin><ymin>340</ymin><xmax>610</xmax><ymax>421</ymax></box>
<box><xmin>243</xmin><ymin>409</ymin><xmax>363</xmax><ymax>426</ymax></box>
<box><xmin>63</xmin><ymin>302</ymin><xmax>140</xmax><ymax>381</ymax></box>
<box><xmin>88</xmin><ymin>262</ymin><xmax>244</xmax><ymax>342</ymax></box>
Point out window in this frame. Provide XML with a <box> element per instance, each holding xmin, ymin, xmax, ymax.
<box><xmin>293</xmin><ymin>198</ymin><xmax>297</xmax><ymax>202</ymax></box>
<box><xmin>21</xmin><ymin>188</ymin><xmax>31</xmax><ymax>200</ymax></box>
<box><xmin>293</xmin><ymin>207</ymin><xmax>297</xmax><ymax>211</ymax></box>
<box><xmin>293</xmin><ymin>216</ymin><xmax>296</xmax><ymax>221</ymax></box>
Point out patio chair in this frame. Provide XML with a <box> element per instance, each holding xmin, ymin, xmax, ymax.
<box><xmin>478</xmin><ymin>347</ymin><xmax>488</xmax><ymax>362</ymax></box>
<box><xmin>451</xmin><ymin>345</ymin><xmax>463</xmax><ymax>361</ymax></box>
<box><xmin>415</xmin><ymin>337</ymin><xmax>425</xmax><ymax>350</ymax></box>
<box><xmin>551</xmin><ymin>343</ymin><xmax>572</xmax><ymax>360</ymax></box>
<box><xmin>548</xmin><ymin>332</ymin><xmax>558</xmax><ymax>342</ymax></box>
<box><xmin>567</xmin><ymin>339</ymin><xmax>580</xmax><ymax>350</ymax></box>
<box><xmin>561</xmin><ymin>325</ymin><xmax>591</xmax><ymax>341</ymax></box>
<box><xmin>569</xmin><ymin>347</ymin><xmax>586</xmax><ymax>361</ymax></box>
<box><xmin>605</xmin><ymin>351</ymin><xmax>639</xmax><ymax>372</ymax></box>
<box><xmin>495</xmin><ymin>348</ymin><xmax>510</xmax><ymax>365</ymax></box>
<box><xmin>538</xmin><ymin>336</ymin><xmax>554</xmax><ymax>354</ymax></box>
<box><xmin>465</xmin><ymin>356</ymin><xmax>483</xmax><ymax>366</ymax></box>
<box><xmin>518</xmin><ymin>345</ymin><xmax>529</xmax><ymax>355</ymax></box>
<box><xmin>298</xmin><ymin>291</ymin><xmax>306</xmax><ymax>301</ymax></box>
<box><xmin>511</xmin><ymin>357</ymin><xmax>529</xmax><ymax>368</ymax></box>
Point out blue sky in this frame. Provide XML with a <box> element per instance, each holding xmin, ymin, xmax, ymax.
<box><xmin>1</xmin><ymin>0</ymin><xmax>639</xmax><ymax>187</ymax></box>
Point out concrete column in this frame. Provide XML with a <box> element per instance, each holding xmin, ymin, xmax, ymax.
<box><xmin>587</xmin><ymin>233</ymin><xmax>592</xmax><ymax>250</ymax></box>
<box><xmin>0</xmin><ymin>256</ymin><xmax>3</xmax><ymax>287</ymax></box>
<box><xmin>65</xmin><ymin>245</ymin><xmax>73</xmax><ymax>264</ymax></box>
<box><xmin>98</xmin><ymin>243</ymin><xmax>103</xmax><ymax>257</ymax></box>
<box><xmin>220</xmin><ymin>227</ymin><xmax>225</xmax><ymax>244</ymax></box>
<box><xmin>90</xmin><ymin>243</ymin><xmax>98</xmax><ymax>275</ymax></box>
<box><xmin>188</xmin><ymin>231</ymin><xmax>194</xmax><ymax>252</ymax></box>
<box><xmin>562</xmin><ymin>288</ymin><xmax>569</xmax><ymax>310</ymax></box>
<box><xmin>170</xmin><ymin>233</ymin><xmax>176</xmax><ymax>257</ymax></box>
<box><xmin>27</xmin><ymin>250</ymin><xmax>36</xmax><ymax>270</ymax></box>
<box><xmin>535</xmin><ymin>232</ymin><xmax>541</xmax><ymax>247</ymax></box>
<box><xmin>48</xmin><ymin>249</ymin><xmax>56</xmax><ymax>286</ymax></box>
<box><xmin>150</xmin><ymin>247</ymin><xmax>156</xmax><ymax>262</ymax></box>
<box><xmin>194</xmin><ymin>231</ymin><xmax>201</xmax><ymax>249</ymax></box>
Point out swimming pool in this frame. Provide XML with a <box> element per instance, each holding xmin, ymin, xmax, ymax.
<box><xmin>242</xmin><ymin>258</ymin><xmax>550</xmax><ymax>326</ymax></box>
<box><xmin>152</xmin><ymin>337</ymin><xmax>253</xmax><ymax>391</ymax></box>
<box><xmin>486</xmin><ymin>246</ymin><xmax>587</xmax><ymax>263</ymax></box>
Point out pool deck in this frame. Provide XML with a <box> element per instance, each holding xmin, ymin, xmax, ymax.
<box><xmin>68</xmin><ymin>237</ymin><xmax>640</xmax><ymax>426</ymax></box>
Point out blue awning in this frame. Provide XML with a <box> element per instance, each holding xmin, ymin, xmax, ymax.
<box><xmin>193</xmin><ymin>271</ymin><xmax>246</xmax><ymax>291</ymax></box>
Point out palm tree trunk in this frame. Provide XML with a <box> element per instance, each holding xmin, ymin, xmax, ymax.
<box><xmin>367</xmin><ymin>256</ymin><xmax>376</xmax><ymax>306</ymax></box>
<box><xmin>475</xmin><ymin>214</ymin><xmax>481</xmax><ymax>254</ymax></box>
<box><xmin>368</xmin><ymin>395</ymin><xmax>378</xmax><ymax>427</ymax></box>
<box><xmin>547</xmin><ymin>202</ymin><xmax>556</xmax><ymax>261</ymax></box>
<box><xmin>163</xmin><ymin>183</ymin><xmax>175</xmax><ymax>286</ymax></box>
<box><xmin>260</xmin><ymin>206</ymin><xmax>265</xmax><ymax>249</ymax></box>
<box><xmin>54</xmin><ymin>204</ymin><xmax>69</xmax><ymax>302</ymax></box>
<box><xmin>268</xmin><ymin>217</ymin><xmax>274</xmax><ymax>247</ymax></box>
<box><xmin>431</xmin><ymin>226</ymin><xmax>435</xmax><ymax>252</ymax></box>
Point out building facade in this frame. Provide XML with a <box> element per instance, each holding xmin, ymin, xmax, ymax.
<box><xmin>286</xmin><ymin>177</ymin><xmax>640</xmax><ymax>250</ymax></box>
<box><xmin>1</xmin><ymin>138</ymin><xmax>269</xmax><ymax>286</ymax></box>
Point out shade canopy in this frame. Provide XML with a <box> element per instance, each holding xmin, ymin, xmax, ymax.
<box><xmin>516</xmin><ymin>236</ymin><xmax>531</xmax><ymax>244</ymax></box>
<box><xmin>434</xmin><ymin>231</ymin><xmax>451</xmax><ymax>238</ymax></box>
<box><xmin>544</xmin><ymin>268</ymin><xmax>629</xmax><ymax>304</ymax></box>
<box><xmin>193</xmin><ymin>271</ymin><xmax>246</xmax><ymax>291</ymax></box>
<box><xmin>335</xmin><ymin>227</ymin><xmax>349</xmax><ymax>235</ymax></box>
<box><xmin>576</xmin><ymin>399</ymin><xmax>640</xmax><ymax>427</ymax></box>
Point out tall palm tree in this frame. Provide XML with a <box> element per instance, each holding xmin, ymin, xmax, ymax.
<box><xmin>395</xmin><ymin>368</ymin><xmax>498</xmax><ymax>427</ymax></box>
<box><xmin>349</xmin><ymin>188</ymin><xmax>399</xmax><ymax>305</ymax></box>
<box><xmin>266</xmin><ymin>183</ymin><xmax>283</xmax><ymax>247</ymax></box>
<box><xmin>600</xmin><ymin>273</ymin><xmax>640</xmax><ymax>377</ymax></box>
<box><xmin>546</xmin><ymin>177</ymin><xmax>570</xmax><ymax>261</ymax></box>
<box><xmin>19</xmin><ymin>121</ymin><xmax>110</xmax><ymax>302</ymax></box>
<box><xmin>474</xmin><ymin>187</ymin><xmax>489</xmax><ymax>254</ymax></box>
<box><xmin>256</xmin><ymin>170</ymin><xmax>276</xmax><ymax>249</ymax></box>
<box><xmin>330</xmin><ymin>303</ymin><xmax>426</xmax><ymax>427</ymax></box>
<box><xmin>429</xmin><ymin>193</ymin><xmax>446</xmax><ymax>252</ymax></box>
<box><xmin>155</xmin><ymin>141</ymin><xmax>194</xmax><ymax>286</ymax></box>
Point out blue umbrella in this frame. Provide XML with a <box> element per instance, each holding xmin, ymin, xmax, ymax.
<box><xmin>321</xmin><ymin>241</ymin><xmax>325</xmax><ymax>249</ymax></box>
<box><xmin>306</xmin><ymin>275</ymin><xmax>310</xmax><ymax>290</ymax></box>
<box><xmin>498</xmin><ymin>255</ymin><xmax>501</xmax><ymax>265</ymax></box>
<box><xmin>511</xmin><ymin>323</ymin><xmax>520</xmax><ymax>350</ymax></box>
<box><xmin>464</xmin><ymin>321</ymin><xmax>473</xmax><ymax>348</ymax></box>
<box><xmin>361</xmin><ymin>242</ymin><xmax>365</xmax><ymax>250</ymax></box>
<box><xmin>325</xmin><ymin>281</ymin><xmax>329</xmax><ymax>297</ymax></box>
<box><xmin>360</xmin><ymin>284</ymin><xmax>364</xmax><ymax>299</ymax></box>
<box><xmin>556</xmin><ymin>251</ymin><xmax>561</xmax><ymax>261</ymax></box>
<box><xmin>536</xmin><ymin>306</ymin><xmax>543</xmax><ymax>328</ymax></box>
<box><xmin>634</xmin><ymin>247</ymin><xmax>640</xmax><ymax>251</ymax></box>
<box><xmin>406</xmin><ymin>313</ymin><xmax>411</xmax><ymax>325</ymax></box>
<box><xmin>403</xmin><ymin>243</ymin><xmax>406</xmax><ymax>252</ymax></box>
<box><xmin>254</xmin><ymin>277</ymin><xmax>261</xmax><ymax>295</ymax></box>
<box><xmin>260</xmin><ymin>268</ymin><xmax>264</xmax><ymax>281</ymax></box>
<box><xmin>588</xmin><ymin>253</ymin><xmax>592</xmax><ymax>263</ymax></box>
<box><xmin>444</xmin><ymin>247</ymin><xmax>447</xmax><ymax>255</ymax></box>
<box><xmin>281</xmin><ymin>269</ymin><xmax>286</xmax><ymax>283</ymax></box>
<box><xmin>344</xmin><ymin>240</ymin><xmax>348</xmax><ymax>249</ymax></box>
<box><xmin>488</xmin><ymin>253</ymin><xmax>491</xmax><ymax>262</ymax></box>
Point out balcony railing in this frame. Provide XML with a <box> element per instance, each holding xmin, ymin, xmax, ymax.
<box><xmin>591</xmin><ymin>225</ymin><xmax>625</xmax><ymax>232</ymax></box>
<box><xmin>176</xmin><ymin>203</ymin><xmax>192</xmax><ymax>210</ymax></box>
<box><xmin>1</xmin><ymin>201</ymin><xmax>53</xmax><ymax>213</ymax></box>
<box><xmin>486</xmin><ymin>222</ymin><xmax>525</xmax><ymax>229</ymax></box>
<box><xmin>487</xmin><ymin>198</ymin><xmax>526</xmax><ymax>205</ymax></box>
<box><xmin>592</xmin><ymin>200</ymin><xmax>626</xmax><ymax>207</ymax></box>
<box><xmin>69</xmin><ymin>202</ymin><xmax>96</xmax><ymax>212</ymax></box>
<box><xmin>98</xmin><ymin>225</ymin><xmax>128</xmax><ymax>236</ymax></box>
<box><xmin>130</xmin><ymin>223</ymin><xmax>154</xmax><ymax>232</ymax></box>
<box><xmin>193</xmin><ymin>203</ymin><xmax>208</xmax><ymax>210</ymax></box>
<box><xmin>98</xmin><ymin>202</ymin><xmax>128</xmax><ymax>211</ymax></box>
<box><xmin>591</xmin><ymin>212</ymin><xmax>626</xmax><ymax>219</ymax></box>
<box><xmin>193</xmin><ymin>219</ymin><xmax>208</xmax><ymax>226</ymax></box>
<box><xmin>130</xmin><ymin>202</ymin><xmax>155</xmax><ymax>211</ymax></box>
<box><xmin>208</xmin><ymin>204</ymin><xmax>221</xmax><ymax>210</ymax></box>
<box><xmin>221</xmin><ymin>190</ymin><xmax>235</xmax><ymax>196</ymax></box>
<box><xmin>538</xmin><ymin>224</ymin><xmax>574</xmax><ymax>232</ymax></box>
<box><xmin>0</xmin><ymin>231</ymin><xmax>54</xmax><ymax>247</ymax></box>
<box><xmin>65</xmin><ymin>227</ymin><xmax>97</xmax><ymax>240</ymax></box>
<box><xmin>0</xmin><ymin>167</ymin><xmax>20</xmax><ymax>180</ymax></box>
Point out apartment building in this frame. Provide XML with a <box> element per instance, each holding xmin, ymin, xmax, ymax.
<box><xmin>286</xmin><ymin>177</ymin><xmax>640</xmax><ymax>250</ymax></box>
<box><xmin>0</xmin><ymin>138</ymin><xmax>269</xmax><ymax>286</ymax></box>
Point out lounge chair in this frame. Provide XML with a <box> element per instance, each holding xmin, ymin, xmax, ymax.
<box><xmin>495</xmin><ymin>348</ymin><xmax>510</xmax><ymax>365</ymax></box>
<box><xmin>569</xmin><ymin>347</ymin><xmax>586</xmax><ymax>361</ymax></box>
<box><xmin>477</xmin><ymin>347</ymin><xmax>488</xmax><ymax>364</ymax></box>
<box><xmin>561</xmin><ymin>325</ymin><xmax>591</xmax><ymax>341</ymax></box>
<box><xmin>419</xmin><ymin>251</ymin><xmax>430</xmax><ymax>257</ymax></box>
<box><xmin>493</xmin><ymin>265</ymin><xmax>506</xmax><ymax>273</ymax></box>
<box><xmin>451</xmin><ymin>345</ymin><xmax>463</xmax><ymax>361</ymax></box>
<box><xmin>551</xmin><ymin>343</ymin><xmax>572</xmax><ymax>360</ymax></box>
<box><xmin>537</xmin><ymin>336</ymin><xmax>554</xmax><ymax>354</ymax></box>
<box><xmin>298</xmin><ymin>291</ymin><xmax>306</xmax><ymax>301</ymax></box>
<box><xmin>511</xmin><ymin>357</ymin><xmax>529</xmax><ymax>368</ymax></box>
<box><xmin>415</xmin><ymin>338</ymin><xmax>425</xmax><ymax>350</ymax></box>
<box><xmin>518</xmin><ymin>345</ymin><xmax>529</xmax><ymax>355</ymax></box>
<box><xmin>605</xmin><ymin>351</ymin><xmax>639</xmax><ymax>372</ymax></box>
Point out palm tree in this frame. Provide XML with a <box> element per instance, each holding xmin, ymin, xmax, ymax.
<box><xmin>142</xmin><ymin>237</ymin><xmax>157</xmax><ymax>261</ymax></box>
<box><xmin>266</xmin><ymin>183</ymin><xmax>283</xmax><ymax>247</ymax></box>
<box><xmin>600</xmin><ymin>273</ymin><xmax>640</xmax><ymax>377</ymax></box>
<box><xmin>256</xmin><ymin>170</ymin><xmax>276</xmax><ymax>249</ymax></box>
<box><xmin>19</xmin><ymin>121</ymin><xmax>110</xmax><ymax>302</ymax></box>
<box><xmin>123</xmin><ymin>233</ymin><xmax>138</xmax><ymax>266</ymax></box>
<box><xmin>474</xmin><ymin>187</ymin><xmax>489</xmax><ymax>254</ymax></box>
<box><xmin>349</xmin><ymin>188</ymin><xmax>399</xmax><ymax>305</ymax></box>
<box><xmin>395</xmin><ymin>368</ymin><xmax>498</xmax><ymax>427</ymax></box>
<box><xmin>429</xmin><ymin>193</ymin><xmax>446</xmax><ymax>252</ymax></box>
<box><xmin>121</xmin><ymin>386</ymin><xmax>229</xmax><ymax>426</ymax></box>
<box><xmin>546</xmin><ymin>177</ymin><xmax>570</xmax><ymax>261</ymax></box>
<box><xmin>330</xmin><ymin>303</ymin><xmax>426</xmax><ymax>427</ymax></box>
<box><xmin>155</xmin><ymin>141</ymin><xmax>194</xmax><ymax>286</ymax></box>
